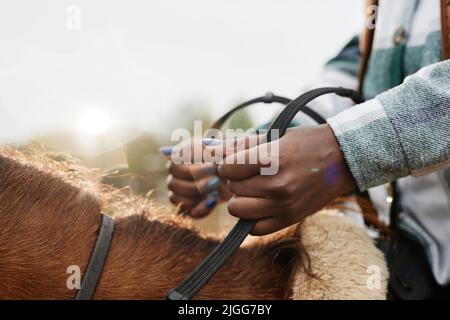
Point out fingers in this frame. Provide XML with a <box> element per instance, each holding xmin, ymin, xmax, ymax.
<box><xmin>251</xmin><ymin>217</ymin><xmax>291</xmax><ymax>236</ymax></box>
<box><xmin>218</xmin><ymin>141</ymin><xmax>278</xmax><ymax>181</ymax></box>
<box><xmin>168</xmin><ymin>162</ymin><xmax>218</xmax><ymax>181</ymax></box>
<box><xmin>161</xmin><ymin>133</ymin><xmax>265</xmax><ymax>163</ymax></box>
<box><xmin>227</xmin><ymin>196</ymin><xmax>277</xmax><ymax>220</ymax></box>
<box><xmin>226</xmin><ymin>196</ymin><xmax>295</xmax><ymax>235</ymax></box>
<box><xmin>160</xmin><ymin>138</ymin><xmax>213</xmax><ymax>166</ymax></box>
<box><xmin>219</xmin><ymin>147</ymin><xmax>260</xmax><ymax>181</ymax></box>
<box><xmin>167</xmin><ymin>175</ymin><xmax>198</xmax><ymax>197</ymax></box>
<box><xmin>167</xmin><ymin>175</ymin><xmax>222</xmax><ymax>197</ymax></box>
<box><xmin>169</xmin><ymin>188</ymin><xmax>220</xmax><ymax>216</ymax></box>
<box><xmin>161</xmin><ymin>134</ymin><xmax>267</xmax><ymax>220</ymax></box>
<box><xmin>163</xmin><ymin>145</ymin><xmax>223</xmax><ymax>218</ymax></box>
<box><xmin>217</xmin><ymin>179</ymin><xmax>234</xmax><ymax>202</ymax></box>
<box><xmin>203</xmin><ymin>134</ymin><xmax>265</xmax><ymax>162</ymax></box>
<box><xmin>167</xmin><ymin>162</ymin><xmax>194</xmax><ymax>181</ymax></box>
<box><xmin>162</xmin><ymin>133</ymin><xmax>265</xmax><ymax>180</ymax></box>
<box><xmin>189</xmin><ymin>193</ymin><xmax>219</xmax><ymax>219</ymax></box>
<box><xmin>168</xmin><ymin>192</ymin><xmax>201</xmax><ymax>211</ymax></box>
<box><xmin>227</xmin><ymin>175</ymin><xmax>268</xmax><ymax>197</ymax></box>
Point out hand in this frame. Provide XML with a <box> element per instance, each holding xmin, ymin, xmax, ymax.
<box><xmin>160</xmin><ymin>145</ymin><xmax>233</xmax><ymax>218</ymax></box>
<box><xmin>207</xmin><ymin>124</ymin><xmax>356</xmax><ymax>235</ymax></box>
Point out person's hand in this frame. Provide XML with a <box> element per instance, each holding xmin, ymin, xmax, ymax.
<box><xmin>206</xmin><ymin>124</ymin><xmax>356</xmax><ymax>235</ymax></box>
<box><xmin>160</xmin><ymin>144</ymin><xmax>233</xmax><ymax>218</ymax></box>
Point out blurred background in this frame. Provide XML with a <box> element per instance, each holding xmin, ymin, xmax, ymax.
<box><xmin>0</xmin><ymin>0</ymin><xmax>364</xmax><ymax>232</ymax></box>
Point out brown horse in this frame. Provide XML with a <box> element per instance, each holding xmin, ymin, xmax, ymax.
<box><xmin>0</xmin><ymin>147</ymin><xmax>387</xmax><ymax>300</ymax></box>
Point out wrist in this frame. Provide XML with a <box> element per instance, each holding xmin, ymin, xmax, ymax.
<box><xmin>320</xmin><ymin>124</ymin><xmax>357</xmax><ymax>193</ymax></box>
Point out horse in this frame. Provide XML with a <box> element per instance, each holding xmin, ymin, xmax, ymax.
<box><xmin>0</xmin><ymin>146</ymin><xmax>387</xmax><ymax>299</ymax></box>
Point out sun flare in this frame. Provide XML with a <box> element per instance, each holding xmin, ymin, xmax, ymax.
<box><xmin>78</xmin><ymin>108</ymin><xmax>113</xmax><ymax>135</ymax></box>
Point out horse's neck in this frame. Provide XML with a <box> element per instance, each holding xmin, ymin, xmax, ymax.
<box><xmin>94</xmin><ymin>217</ymin><xmax>295</xmax><ymax>300</ymax></box>
<box><xmin>0</xmin><ymin>153</ymin><xmax>296</xmax><ymax>299</ymax></box>
<box><xmin>1</xmin><ymin>208</ymin><xmax>294</xmax><ymax>300</ymax></box>
<box><xmin>0</xmin><ymin>156</ymin><xmax>103</xmax><ymax>299</ymax></box>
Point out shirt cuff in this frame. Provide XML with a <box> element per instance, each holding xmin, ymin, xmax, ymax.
<box><xmin>327</xmin><ymin>98</ymin><xmax>410</xmax><ymax>191</ymax></box>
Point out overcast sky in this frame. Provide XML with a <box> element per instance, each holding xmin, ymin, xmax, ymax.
<box><xmin>0</xmin><ymin>0</ymin><xmax>364</xmax><ymax>153</ymax></box>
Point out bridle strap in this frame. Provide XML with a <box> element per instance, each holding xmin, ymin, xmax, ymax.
<box><xmin>209</xmin><ymin>92</ymin><xmax>326</xmax><ymax>130</ymax></box>
<box><xmin>266</xmin><ymin>87</ymin><xmax>364</xmax><ymax>141</ymax></box>
<box><xmin>75</xmin><ymin>214</ymin><xmax>114</xmax><ymax>300</ymax></box>
<box><xmin>166</xmin><ymin>87</ymin><xmax>364</xmax><ymax>300</ymax></box>
<box><xmin>167</xmin><ymin>219</ymin><xmax>256</xmax><ymax>300</ymax></box>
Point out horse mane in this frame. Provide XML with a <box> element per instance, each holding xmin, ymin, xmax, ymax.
<box><xmin>0</xmin><ymin>146</ymin><xmax>305</xmax><ymax>299</ymax></box>
<box><xmin>0</xmin><ymin>146</ymin><xmax>196</xmax><ymax>225</ymax></box>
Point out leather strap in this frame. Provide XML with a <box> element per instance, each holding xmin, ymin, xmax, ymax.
<box><xmin>75</xmin><ymin>214</ymin><xmax>114</xmax><ymax>300</ymax></box>
<box><xmin>441</xmin><ymin>0</ymin><xmax>450</xmax><ymax>60</ymax></box>
<box><xmin>209</xmin><ymin>92</ymin><xmax>326</xmax><ymax>130</ymax></box>
<box><xmin>358</xmin><ymin>0</ymin><xmax>379</xmax><ymax>94</ymax></box>
<box><xmin>167</xmin><ymin>219</ymin><xmax>256</xmax><ymax>300</ymax></box>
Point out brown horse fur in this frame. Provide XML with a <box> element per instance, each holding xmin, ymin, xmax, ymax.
<box><xmin>0</xmin><ymin>147</ymin><xmax>306</xmax><ymax>299</ymax></box>
<box><xmin>0</xmin><ymin>147</ymin><xmax>387</xmax><ymax>300</ymax></box>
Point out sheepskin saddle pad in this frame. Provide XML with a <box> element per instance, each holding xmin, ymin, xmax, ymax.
<box><xmin>289</xmin><ymin>210</ymin><xmax>388</xmax><ymax>300</ymax></box>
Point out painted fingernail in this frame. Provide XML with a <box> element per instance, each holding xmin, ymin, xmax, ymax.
<box><xmin>209</xmin><ymin>191</ymin><xmax>219</xmax><ymax>198</ymax></box>
<box><xmin>159</xmin><ymin>146</ymin><xmax>174</xmax><ymax>156</ymax></box>
<box><xmin>200</xmin><ymin>165</ymin><xmax>219</xmax><ymax>176</ymax></box>
<box><xmin>207</xmin><ymin>176</ymin><xmax>221</xmax><ymax>190</ymax></box>
<box><xmin>205</xmin><ymin>197</ymin><xmax>217</xmax><ymax>209</ymax></box>
<box><xmin>202</xmin><ymin>138</ymin><xmax>221</xmax><ymax>146</ymax></box>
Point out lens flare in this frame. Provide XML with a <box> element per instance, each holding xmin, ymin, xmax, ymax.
<box><xmin>78</xmin><ymin>108</ymin><xmax>112</xmax><ymax>135</ymax></box>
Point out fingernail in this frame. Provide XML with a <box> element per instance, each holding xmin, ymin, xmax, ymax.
<box><xmin>205</xmin><ymin>197</ymin><xmax>217</xmax><ymax>209</ymax></box>
<box><xmin>200</xmin><ymin>165</ymin><xmax>219</xmax><ymax>176</ymax></box>
<box><xmin>159</xmin><ymin>146</ymin><xmax>174</xmax><ymax>156</ymax></box>
<box><xmin>207</xmin><ymin>176</ymin><xmax>221</xmax><ymax>190</ymax></box>
<box><xmin>209</xmin><ymin>191</ymin><xmax>219</xmax><ymax>198</ymax></box>
<box><xmin>202</xmin><ymin>138</ymin><xmax>221</xmax><ymax>146</ymax></box>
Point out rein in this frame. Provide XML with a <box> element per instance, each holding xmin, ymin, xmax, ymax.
<box><xmin>77</xmin><ymin>87</ymin><xmax>364</xmax><ymax>300</ymax></box>
<box><xmin>208</xmin><ymin>92</ymin><xmax>326</xmax><ymax>130</ymax></box>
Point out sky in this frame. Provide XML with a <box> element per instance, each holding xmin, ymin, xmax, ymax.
<box><xmin>0</xmin><ymin>0</ymin><xmax>364</xmax><ymax>155</ymax></box>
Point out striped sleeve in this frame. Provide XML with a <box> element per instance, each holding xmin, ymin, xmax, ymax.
<box><xmin>328</xmin><ymin>61</ymin><xmax>450</xmax><ymax>191</ymax></box>
<box><xmin>297</xmin><ymin>36</ymin><xmax>361</xmax><ymax>122</ymax></box>
<box><xmin>326</xmin><ymin>35</ymin><xmax>361</xmax><ymax>78</ymax></box>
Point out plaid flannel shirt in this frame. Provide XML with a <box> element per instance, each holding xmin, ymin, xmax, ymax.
<box><xmin>304</xmin><ymin>0</ymin><xmax>450</xmax><ymax>285</ymax></box>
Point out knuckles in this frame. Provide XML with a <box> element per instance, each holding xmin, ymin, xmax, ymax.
<box><xmin>265</xmin><ymin>175</ymin><xmax>295</xmax><ymax>197</ymax></box>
